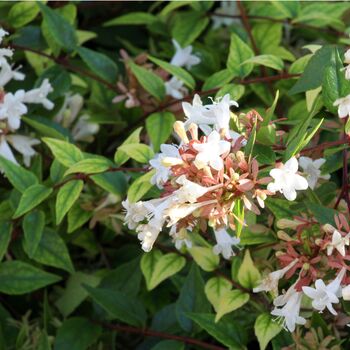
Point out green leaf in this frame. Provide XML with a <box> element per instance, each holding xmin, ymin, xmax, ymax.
<box><xmin>22</xmin><ymin>210</ymin><xmax>45</xmax><ymax>258</ymax></box>
<box><xmin>118</xmin><ymin>143</ymin><xmax>154</xmax><ymax>163</ymax></box>
<box><xmin>127</xmin><ymin>170</ymin><xmax>155</xmax><ymax>202</ymax></box>
<box><xmin>54</xmin><ymin>317</ymin><xmax>102</xmax><ymax>350</ymax></box>
<box><xmin>77</xmin><ymin>47</ymin><xmax>118</xmax><ymax>84</ymax></box>
<box><xmin>307</xmin><ymin>203</ymin><xmax>337</xmax><ymax>226</ymax></box>
<box><xmin>8</xmin><ymin>2</ymin><xmax>39</xmax><ymax>28</ymax></box>
<box><xmin>244</xmin><ymin>123</ymin><xmax>257</xmax><ymax>159</ymax></box>
<box><xmin>252</xmin><ymin>23</ymin><xmax>282</xmax><ymax>54</ymax></box>
<box><xmin>0</xmin><ymin>261</ymin><xmax>61</xmax><ymax>295</ymax></box>
<box><xmin>237</xmin><ymin>249</ymin><xmax>261</xmax><ymax>289</ymax></box>
<box><xmin>215</xmin><ymin>290</ymin><xmax>249</xmax><ymax>322</ymax></box>
<box><xmin>146</xmin><ymin>112</ymin><xmax>176</xmax><ymax>152</ymax></box>
<box><xmin>26</xmin><ymin>228</ymin><xmax>74</xmax><ymax>273</ymax></box>
<box><xmin>100</xmin><ymin>258</ymin><xmax>142</xmax><ymax>297</ymax></box>
<box><xmin>64</xmin><ymin>158</ymin><xmax>111</xmax><ymax>176</ymax></box>
<box><xmin>0</xmin><ymin>221</ymin><xmax>12</xmax><ymax>262</ymax></box>
<box><xmin>204</xmin><ymin>277</ymin><xmax>232</xmax><ymax>311</ymax></box>
<box><xmin>227</xmin><ymin>33</ymin><xmax>254</xmax><ymax>78</ymax></box>
<box><xmin>189</xmin><ymin>247</ymin><xmax>219</xmax><ymax>272</ymax></box>
<box><xmin>55</xmin><ymin>272</ymin><xmax>100</xmax><ymax>317</ymax></box>
<box><xmin>141</xmin><ymin>251</ymin><xmax>186</xmax><ymax>290</ymax></box>
<box><xmin>216</xmin><ymin>84</ymin><xmax>245</xmax><ymax>101</ymax></box>
<box><xmin>263</xmin><ymin>90</ymin><xmax>279</xmax><ymax>126</ymax></box>
<box><xmin>84</xmin><ymin>285</ymin><xmax>147</xmax><ymax>327</ymax></box>
<box><xmin>23</xmin><ymin>116</ymin><xmax>71</xmax><ymax>141</ymax></box>
<box><xmin>202</xmin><ymin>69</ymin><xmax>236</xmax><ymax>91</ymax></box>
<box><xmin>91</xmin><ymin>172</ymin><xmax>127</xmax><ymax>197</ymax></box>
<box><xmin>186</xmin><ymin>313</ymin><xmax>245</xmax><ymax>349</ymax></box>
<box><xmin>171</xmin><ymin>11</ymin><xmax>209</xmax><ymax>46</ymax></box>
<box><xmin>148</xmin><ymin>56</ymin><xmax>195</xmax><ymax>89</ymax></box>
<box><xmin>13</xmin><ymin>185</ymin><xmax>52</xmax><ymax>218</ymax></box>
<box><xmin>38</xmin><ymin>2</ymin><xmax>77</xmax><ymax>52</ymax></box>
<box><xmin>151</xmin><ymin>340</ymin><xmax>184</xmax><ymax>350</ymax></box>
<box><xmin>243</xmin><ymin>54</ymin><xmax>284</xmax><ymax>70</ymax></box>
<box><xmin>322</xmin><ymin>48</ymin><xmax>350</xmax><ymax>113</ymax></box>
<box><xmin>0</xmin><ymin>156</ymin><xmax>38</xmax><ymax>193</ymax></box>
<box><xmin>43</xmin><ymin>138</ymin><xmax>84</xmax><ymax>168</ymax></box>
<box><xmin>67</xmin><ymin>205</ymin><xmax>92</xmax><ymax>234</ymax></box>
<box><xmin>176</xmin><ymin>264</ymin><xmax>211</xmax><ymax>333</ymax></box>
<box><xmin>114</xmin><ymin>127</ymin><xmax>142</xmax><ymax>166</ymax></box>
<box><xmin>289</xmin><ymin>45</ymin><xmax>333</xmax><ymax>95</ymax></box>
<box><xmin>104</xmin><ymin>12</ymin><xmax>157</xmax><ymax>26</ymax></box>
<box><xmin>128</xmin><ymin>61</ymin><xmax>165</xmax><ymax>101</ymax></box>
<box><xmin>255</xmin><ymin>313</ymin><xmax>282</xmax><ymax>350</ymax></box>
<box><xmin>256</xmin><ymin>125</ymin><xmax>276</xmax><ymax>146</ymax></box>
<box><xmin>56</xmin><ymin>180</ymin><xmax>84</xmax><ymax>225</ymax></box>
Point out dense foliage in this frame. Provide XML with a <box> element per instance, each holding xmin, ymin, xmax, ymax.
<box><xmin>2</xmin><ymin>1</ymin><xmax>350</xmax><ymax>349</ymax></box>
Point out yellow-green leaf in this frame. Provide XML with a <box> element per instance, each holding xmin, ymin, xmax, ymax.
<box><xmin>237</xmin><ymin>250</ymin><xmax>261</xmax><ymax>289</ymax></box>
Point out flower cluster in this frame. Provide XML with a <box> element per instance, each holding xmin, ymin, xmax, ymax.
<box><xmin>122</xmin><ymin>93</ymin><xmax>332</xmax><ymax>261</ymax></box>
<box><xmin>254</xmin><ymin>214</ymin><xmax>350</xmax><ymax>332</ymax></box>
<box><xmin>0</xmin><ymin>29</ymin><xmax>54</xmax><ymax>166</ymax></box>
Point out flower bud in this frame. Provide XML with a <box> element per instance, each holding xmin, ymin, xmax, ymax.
<box><xmin>161</xmin><ymin>157</ymin><xmax>184</xmax><ymax>167</ymax></box>
<box><xmin>277</xmin><ymin>230</ymin><xmax>294</xmax><ymax>242</ymax></box>
<box><xmin>322</xmin><ymin>223</ymin><xmax>335</xmax><ymax>233</ymax></box>
<box><xmin>188</xmin><ymin>123</ymin><xmax>198</xmax><ymax>140</ymax></box>
<box><xmin>276</xmin><ymin>218</ymin><xmax>300</xmax><ymax>229</ymax></box>
<box><xmin>174</xmin><ymin>121</ymin><xmax>189</xmax><ymax>143</ymax></box>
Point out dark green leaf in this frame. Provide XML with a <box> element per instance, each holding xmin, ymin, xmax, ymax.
<box><xmin>84</xmin><ymin>285</ymin><xmax>147</xmax><ymax>327</ymax></box>
<box><xmin>22</xmin><ymin>210</ymin><xmax>45</xmax><ymax>258</ymax></box>
<box><xmin>54</xmin><ymin>317</ymin><xmax>101</xmax><ymax>350</ymax></box>
<box><xmin>0</xmin><ymin>261</ymin><xmax>61</xmax><ymax>295</ymax></box>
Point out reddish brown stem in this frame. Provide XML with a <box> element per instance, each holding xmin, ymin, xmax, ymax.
<box><xmin>96</xmin><ymin>322</ymin><xmax>226</xmax><ymax>350</ymax></box>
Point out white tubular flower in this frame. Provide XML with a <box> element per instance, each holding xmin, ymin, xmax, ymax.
<box><xmin>298</xmin><ymin>156</ymin><xmax>330</xmax><ymax>190</ymax></box>
<box><xmin>121</xmin><ymin>198</ymin><xmax>149</xmax><ymax>230</ymax></box>
<box><xmin>253</xmin><ymin>259</ymin><xmax>298</xmax><ymax>294</ymax></box>
<box><xmin>0</xmin><ymin>135</ymin><xmax>17</xmax><ymax>164</ymax></box>
<box><xmin>23</xmin><ymin>79</ymin><xmax>54</xmax><ymax>110</ymax></box>
<box><xmin>0</xmin><ymin>59</ymin><xmax>25</xmax><ymax>87</ymax></box>
<box><xmin>212</xmin><ymin>1</ymin><xmax>240</xmax><ymax>28</ymax></box>
<box><xmin>302</xmin><ymin>268</ymin><xmax>346</xmax><ymax>315</ymax></box>
<box><xmin>213</xmin><ymin>227</ymin><xmax>240</xmax><ymax>260</ymax></box>
<box><xmin>72</xmin><ymin>115</ymin><xmax>99</xmax><ymax>142</ymax></box>
<box><xmin>175</xmin><ymin>175</ymin><xmax>221</xmax><ymax>203</ymax></box>
<box><xmin>0</xmin><ymin>91</ymin><xmax>27</xmax><ymax>130</ymax></box>
<box><xmin>271</xmin><ymin>287</ymin><xmax>306</xmax><ymax>332</ymax></box>
<box><xmin>136</xmin><ymin>222</ymin><xmax>161</xmax><ymax>252</ymax></box>
<box><xmin>333</xmin><ymin>95</ymin><xmax>350</xmax><ymax>118</ymax></box>
<box><xmin>326</xmin><ymin>230</ymin><xmax>350</xmax><ymax>257</ymax></box>
<box><xmin>149</xmin><ymin>144</ymin><xmax>180</xmax><ymax>189</ymax></box>
<box><xmin>170</xmin><ymin>226</ymin><xmax>192</xmax><ymax>250</ymax></box>
<box><xmin>6</xmin><ymin>135</ymin><xmax>40</xmax><ymax>167</ymax></box>
<box><xmin>165</xmin><ymin>76</ymin><xmax>188</xmax><ymax>99</ymax></box>
<box><xmin>267</xmin><ymin>157</ymin><xmax>308</xmax><ymax>201</ymax></box>
<box><xmin>208</xmin><ymin>94</ymin><xmax>238</xmax><ymax>136</ymax></box>
<box><xmin>165</xmin><ymin>200</ymin><xmax>215</xmax><ymax>227</ymax></box>
<box><xmin>55</xmin><ymin>93</ymin><xmax>84</xmax><ymax>126</ymax></box>
<box><xmin>170</xmin><ymin>39</ymin><xmax>200</xmax><ymax>70</ymax></box>
<box><xmin>193</xmin><ymin>130</ymin><xmax>231</xmax><ymax>171</ymax></box>
<box><xmin>182</xmin><ymin>94</ymin><xmax>213</xmax><ymax>134</ymax></box>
